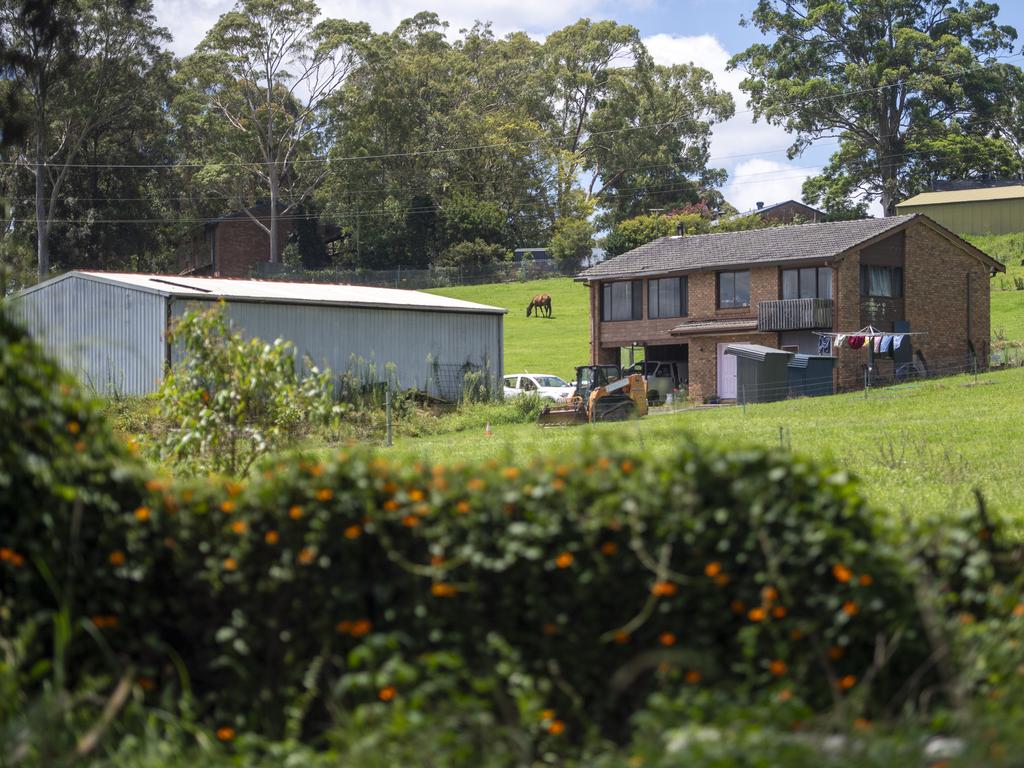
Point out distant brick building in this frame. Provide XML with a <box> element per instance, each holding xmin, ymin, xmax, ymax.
<box><xmin>577</xmin><ymin>214</ymin><xmax>1002</xmax><ymax>401</ymax></box>
<box><xmin>736</xmin><ymin>199</ymin><xmax>825</xmax><ymax>224</ymax></box>
<box><xmin>177</xmin><ymin>204</ymin><xmax>292</xmax><ymax>277</ymax></box>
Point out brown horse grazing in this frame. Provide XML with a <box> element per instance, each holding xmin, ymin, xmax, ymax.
<box><xmin>526</xmin><ymin>294</ymin><xmax>552</xmax><ymax>318</ymax></box>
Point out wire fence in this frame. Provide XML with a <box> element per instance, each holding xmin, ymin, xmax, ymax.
<box><xmin>254</xmin><ymin>260</ymin><xmax>575</xmax><ymax>289</ymax></box>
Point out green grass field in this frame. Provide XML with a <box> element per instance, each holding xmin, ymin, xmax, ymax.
<box><xmin>427</xmin><ymin>277</ymin><xmax>586</xmax><ymax>381</ymax></box>
<box><xmin>386</xmin><ymin>366</ymin><xmax>1024</xmax><ymax>521</ymax></box>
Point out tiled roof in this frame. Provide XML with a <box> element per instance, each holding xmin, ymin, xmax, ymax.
<box><xmin>578</xmin><ymin>215</ymin><xmax>921</xmax><ymax>282</ymax></box>
<box><xmin>670</xmin><ymin>318</ymin><xmax>759</xmax><ymax>336</ymax></box>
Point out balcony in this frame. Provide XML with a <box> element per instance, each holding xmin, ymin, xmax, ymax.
<box><xmin>757</xmin><ymin>298</ymin><xmax>833</xmax><ymax>332</ymax></box>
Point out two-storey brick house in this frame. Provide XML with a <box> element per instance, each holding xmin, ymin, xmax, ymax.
<box><xmin>577</xmin><ymin>214</ymin><xmax>1003</xmax><ymax>401</ymax></box>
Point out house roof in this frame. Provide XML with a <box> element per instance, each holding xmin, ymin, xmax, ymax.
<box><xmin>734</xmin><ymin>199</ymin><xmax>824</xmax><ymax>218</ymax></box>
<box><xmin>578</xmin><ymin>213</ymin><xmax>1002</xmax><ymax>282</ymax></box>
<box><xmin>898</xmin><ymin>185</ymin><xmax>1024</xmax><ymax>207</ymax></box>
<box><xmin>17</xmin><ymin>271</ymin><xmax>507</xmax><ymax>315</ymax></box>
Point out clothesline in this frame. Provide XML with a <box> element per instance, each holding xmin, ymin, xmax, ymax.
<box><xmin>812</xmin><ymin>325</ymin><xmax>927</xmax><ymax>355</ymax></box>
<box><xmin>812</xmin><ymin>325</ymin><xmax>928</xmax><ymax>339</ymax></box>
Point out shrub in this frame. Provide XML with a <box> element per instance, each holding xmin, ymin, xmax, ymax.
<box><xmin>156</xmin><ymin>306</ymin><xmax>343</xmax><ymax>475</ymax></box>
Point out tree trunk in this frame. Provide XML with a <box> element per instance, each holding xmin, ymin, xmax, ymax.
<box><xmin>269</xmin><ymin>169</ymin><xmax>280</xmax><ymax>263</ymax></box>
<box><xmin>35</xmin><ymin>118</ymin><xmax>48</xmax><ymax>278</ymax></box>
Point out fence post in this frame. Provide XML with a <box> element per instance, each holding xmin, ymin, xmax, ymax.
<box><xmin>863</xmin><ymin>368</ymin><xmax>869</xmax><ymax>399</ymax></box>
<box><xmin>385</xmin><ymin>389</ymin><xmax>393</xmax><ymax>448</ymax></box>
<box><xmin>741</xmin><ymin>385</ymin><xmax>746</xmax><ymax>414</ymax></box>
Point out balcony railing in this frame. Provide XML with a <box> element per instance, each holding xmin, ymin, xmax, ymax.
<box><xmin>757</xmin><ymin>298</ymin><xmax>833</xmax><ymax>332</ymax></box>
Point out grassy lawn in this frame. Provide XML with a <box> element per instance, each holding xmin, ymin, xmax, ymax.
<box><xmin>384</xmin><ymin>366</ymin><xmax>1024</xmax><ymax>521</ymax></box>
<box><xmin>427</xmin><ymin>277</ymin><xmax>586</xmax><ymax>381</ymax></box>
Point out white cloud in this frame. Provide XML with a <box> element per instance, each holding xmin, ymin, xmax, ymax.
<box><xmin>723</xmin><ymin>158</ymin><xmax>817</xmax><ymax>213</ymax></box>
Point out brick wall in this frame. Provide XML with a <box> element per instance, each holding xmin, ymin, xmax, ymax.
<box><xmin>211</xmin><ymin>215</ymin><xmax>293</xmax><ymax>278</ymax></box>
<box><xmin>687</xmin><ymin>331</ymin><xmax>779</xmax><ymax>402</ymax></box>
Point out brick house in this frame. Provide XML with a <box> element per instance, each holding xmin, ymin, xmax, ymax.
<box><xmin>731</xmin><ymin>199</ymin><xmax>825</xmax><ymax>224</ymax></box>
<box><xmin>176</xmin><ymin>204</ymin><xmax>292</xmax><ymax>277</ymax></box>
<box><xmin>577</xmin><ymin>214</ymin><xmax>1003</xmax><ymax>401</ymax></box>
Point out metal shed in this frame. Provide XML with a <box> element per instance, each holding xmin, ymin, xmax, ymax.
<box><xmin>724</xmin><ymin>344</ymin><xmax>794</xmax><ymax>404</ymax></box>
<box><xmin>895</xmin><ymin>185</ymin><xmax>1024</xmax><ymax>235</ymax></box>
<box><xmin>787</xmin><ymin>354</ymin><xmax>837</xmax><ymax>398</ymax></box>
<box><xmin>12</xmin><ymin>271</ymin><xmax>505</xmax><ymax>398</ymax></box>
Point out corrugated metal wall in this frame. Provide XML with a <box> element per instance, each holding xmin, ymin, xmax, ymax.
<box><xmin>897</xmin><ymin>199</ymin><xmax>1024</xmax><ymax>235</ymax></box>
<box><xmin>12</xmin><ymin>276</ymin><xmax>167</xmax><ymax>395</ymax></box>
<box><xmin>171</xmin><ymin>299</ymin><xmax>504</xmax><ymax>399</ymax></box>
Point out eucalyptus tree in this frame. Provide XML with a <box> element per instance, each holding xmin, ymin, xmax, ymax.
<box><xmin>176</xmin><ymin>0</ymin><xmax>370</xmax><ymax>264</ymax></box>
<box><xmin>730</xmin><ymin>0</ymin><xmax>1018</xmax><ymax>216</ymax></box>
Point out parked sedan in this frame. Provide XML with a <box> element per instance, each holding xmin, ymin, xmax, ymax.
<box><xmin>503</xmin><ymin>373</ymin><xmax>575</xmax><ymax>402</ymax></box>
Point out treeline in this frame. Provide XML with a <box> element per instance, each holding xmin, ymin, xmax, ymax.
<box><xmin>0</xmin><ymin>0</ymin><xmax>1022</xmax><ymax>286</ymax></box>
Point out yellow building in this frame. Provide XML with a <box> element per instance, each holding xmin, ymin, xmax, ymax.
<box><xmin>896</xmin><ymin>185</ymin><xmax>1024</xmax><ymax>235</ymax></box>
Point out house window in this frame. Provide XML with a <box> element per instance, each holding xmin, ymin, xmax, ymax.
<box><xmin>717</xmin><ymin>270</ymin><xmax>750</xmax><ymax>309</ymax></box>
<box><xmin>601</xmin><ymin>280</ymin><xmax>643</xmax><ymax>321</ymax></box>
<box><xmin>860</xmin><ymin>265</ymin><xmax>903</xmax><ymax>298</ymax></box>
<box><xmin>782</xmin><ymin>266</ymin><xmax>833</xmax><ymax>299</ymax></box>
<box><xmin>648</xmin><ymin>277</ymin><xmax>688</xmax><ymax>319</ymax></box>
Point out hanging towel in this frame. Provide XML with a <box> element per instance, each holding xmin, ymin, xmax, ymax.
<box><xmin>835</xmin><ymin>334</ymin><xmax>846</xmax><ymax>348</ymax></box>
<box><xmin>818</xmin><ymin>335</ymin><xmax>832</xmax><ymax>355</ymax></box>
<box><xmin>880</xmin><ymin>335</ymin><xmax>893</xmax><ymax>353</ymax></box>
<box><xmin>893</xmin><ymin>334</ymin><xmax>905</xmax><ymax>350</ymax></box>
<box><xmin>847</xmin><ymin>335</ymin><xmax>866</xmax><ymax>350</ymax></box>
<box><xmin>872</xmin><ymin>336</ymin><xmax>881</xmax><ymax>352</ymax></box>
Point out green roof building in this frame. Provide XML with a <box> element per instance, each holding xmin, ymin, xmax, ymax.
<box><xmin>896</xmin><ymin>185</ymin><xmax>1024</xmax><ymax>235</ymax></box>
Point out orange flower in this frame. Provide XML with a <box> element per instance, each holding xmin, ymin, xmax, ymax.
<box><xmin>91</xmin><ymin>615</ymin><xmax>118</xmax><ymax>629</ymax></box>
<box><xmin>108</xmin><ymin>550</ymin><xmax>126</xmax><ymax>566</ymax></box>
<box><xmin>431</xmin><ymin>582</ymin><xmax>458</xmax><ymax>598</ymax></box>
<box><xmin>772</xmin><ymin>605</ymin><xmax>788</xmax><ymax>619</ymax></box>
<box><xmin>554</xmin><ymin>551</ymin><xmax>574</xmax><ymax>569</ymax></box>
<box><xmin>547</xmin><ymin>719</ymin><xmax>566</xmax><ymax>735</ymax></box>
<box><xmin>407</xmin><ymin>489</ymin><xmax>424</xmax><ymax>503</ymax></box>
<box><xmin>10</xmin><ymin>552</ymin><xmax>25</xmax><ymax>567</ymax></box>
<box><xmin>315</xmin><ymin>488</ymin><xmax>333</xmax><ymax>502</ymax></box>
<box><xmin>769</xmin><ymin>659</ymin><xmax>788</xmax><ymax>676</ymax></box>
<box><xmin>551</xmin><ymin>478</ymin><xmax>566</xmax><ymax>491</ymax></box>
<box><xmin>378</xmin><ymin>685</ymin><xmax>397</xmax><ymax>702</ymax></box>
<box><xmin>145</xmin><ymin>478</ymin><xmax>165</xmax><ymax>492</ymax></box>
<box><xmin>136</xmin><ymin>676</ymin><xmax>156</xmax><ymax>691</ymax></box>
<box><xmin>225</xmin><ymin>481</ymin><xmax>244</xmax><ymax>496</ymax></box>
<box><xmin>383</xmin><ymin>499</ymin><xmax>400</xmax><ymax>512</ymax></box>
<box><xmin>1013</xmin><ymin>603</ymin><xmax>1024</xmax><ymax>618</ymax></box>
<box><xmin>651</xmin><ymin>581</ymin><xmax>678</xmax><ymax>597</ymax></box>
<box><xmin>542</xmin><ymin>622</ymin><xmax>559</xmax><ymax>636</ymax></box>
<box><xmin>298</xmin><ymin>547</ymin><xmax>316</xmax><ymax>565</ymax></box>
<box><xmin>714</xmin><ymin>573</ymin><xmax>731</xmax><ymax>587</ymax></box>
<box><xmin>828</xmin><ymin>645</ymin><xmax>844</xmax><ymax>661</ymax></box>
<box><xmin>502</xmin><ymin>467</ymin><xmax>520</xmax><ymax>480</ymax></box>
<box><xmin>704</xmin><ymin>561</ymin><xmax>722</xmax><ymax>577</ymax></box>
<box><xmin>134</xmin><ymin>506</ymin><xmax>151</xmax><ymax>522</ymax></box>
<box><xmin>67</xmin><ymin>420</ymin><xmax>81</xmax><ymax>435</ymax></box>
<box><xmin>0</xmin><ymin>547</ymin><xmax>11</xmax><ymax>562</ymax></box>
<box><xmin>74</xmin><ymin>440</ymin><xmax>86</xmax><ymax>453</ymax></box>
<box><xmin>265</xmin><ymin>530</ymin><xmax>280</xmax><ymax>545</ymax></box>
<box><xmin>344</xmin><ymin>525</ymin><xmax>362</xmax><ymax>539</ymax></box>
<box><xmin>730</xmin><ymin>599</ymin><xmax>746</xmax><ymax>615</ymax></box>
<box><xmin>223</xmin><ymin>557</ymin><xmax>238</xmax><ymax>571</ymax></box>
<box><xmin>959</xmin><ymin>612</ymin><xmax>975</xmax><ymax>625</ymax></box>
<box><xmin>220</xmin><ymin>500</ymin><xmax>236</xmax><ymax>514</ymax></box>
<box><xmin>307</xmin><ymin>463</ymin><xmax>324</xmax><ymax>477</ymax></box>
<box><xmin>216</xmin><ymin>727</ymin><xmax>236</xmax><ymax>741</ymax></box>
<box><xmin>467</xmin><ymin>478</ymin><xmax>485</xmax><ymax>492</ymax></box>
<box><xmin>620</xmin><ymin>459</ymin><xmax>635</xmax><ymax>473</ymax></box>
<box><xmin>613</xmin><ymin>630</ymin><xmax>631</xmax><ymax>645</ymax></box>
<box><xmin>853</xmin><ymin>717</ymin><xmax>872</xmax><ymax>731</ymax></box>
<box><xmin>596</xmin><ymin>457</ymin><xmax>611</xmax><ymax>470</ymax></box>
<box><xmin>540</xmin><ymin>709</ymin><xmax>556</xmax><ymax>721</ymax></box>
<box><xmin>455</xmin><ymin>500</ymin><xmax>471</xmax><ymax>514</ymax></box>
<box><xmin>600</xmin><ymin>541</ymin><xmax>619</xmax><ymax>556</ymax></box>
<box><xmin>761</xmin><ymin>586</ymin><xmax>778</xmax><ymax>603</ymax></box>
<box><xmin>838</xmin><ymin>674</ymin><xmax>857</xmax><ymax>690</ymax></box>
<box><xmin>777</xmin><ymin>688</ymin><xmax>793</xmax><ymax>702</ymax></box>
<box><xmin>685</xmin><ymin>669</ymin><xmax>701</xmax><ymax>684</ymax></box>
<box><xmin>789</xmin><ymin>628</ymin><xmax>804</xmax><ymax>641</ymax></box>
<box><xmin>858</xmin><ymin>574</ymin><xmax>873</xmax><ymax>586</ymax></box>
<box><xmin>748</xmin><ymin>607</ymin><xmax>766</xmax><ymax>622</ymax></box>
<box><xmin>658</xmin><ymin>631</ymin><xmax>676</xmax><ymax>646</ymax></box>
<box><xmin>842</xmin><ymin>601</ymin><xmax>859</xmax><ymax>616</ymax></box>
<box><xmin>401</xmin><ymin>514</ymin><xmax>419</xmax><ymax>528</ymax></box>
<box><xmin>832</xmin><ymin>564</ymin><xmax>853</xmax><ymax>583</ymax></box>
<box><xmin>430</xmin><ymin>554</ymin><xmax>445</xmax><ymax>566</ymax></box>
<box><xmin>350</xmin><ymin>619</ymin><xmax>372</xmax><ymax>637</ymax></box>
<box><xmin>335</xmin><ymin>620</ymin><xmax>353</xmax><ymax>634</ymax></box>
<box><xmin>288</xmin><ymin>505</ymin><xmax>303</xmax><ymax>520</ymax></box>
<box><xmin>230</xmin><ymin>520</ymin><xmax>247</xmax><ymax>534</ymax></box>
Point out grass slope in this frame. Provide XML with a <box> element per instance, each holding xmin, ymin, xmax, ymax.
<box><xmin>427</xmin><ymin>277</ymin><xmax>587</xmax><ymax>380</ymax></box>
<box><xmin>387</xmin><ymin>366</ymin><xmax>1024</xmax><ymax>520</ymax></box>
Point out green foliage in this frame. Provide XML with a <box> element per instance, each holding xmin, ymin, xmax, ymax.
<box><xmin>156</xmin><ymin>305</ymin><xmax>342</xmax><ymax>476</ymax></box>
<box><xmin>436</xmin><ymin>239</ymin><xmax>511</xmax><ymax>271</ymax></box>
<box><xmin>548</xmin><ymin>217</ymin><xmax>594</xmax><ymax>273</ymax></box>
<box><xmin>731</xmin><ymin>0</ymin><xmax>1018</xmax><ymax>215</ymax></box>
<box><xmin>603</xmin><ymin>210</ymin><xmax>767</xmax><ymax>257</ymax></box>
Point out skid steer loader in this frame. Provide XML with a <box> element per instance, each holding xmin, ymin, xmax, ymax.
<box><xmin>536</xmin><ymin>364</ymin><xmax>649</xmax><ymax>426</ymax></box>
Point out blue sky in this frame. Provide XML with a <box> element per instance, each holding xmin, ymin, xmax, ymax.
<box><xmin>154</xmin><ymin>0</ymin><xmax>1024</xmax><ymax>215</ymax></box>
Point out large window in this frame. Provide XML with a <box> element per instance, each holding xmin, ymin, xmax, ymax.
<box><xmin>717</xmin><ymin>270</ymin><xmax>750</xmax><ymax>309</ymax></box>
<box><xmin>648</xmin><ymin>277</ymin><xmax>688</xmax><ymax>319</ymax></box>
<box><xmin>860</xmin><ymin>265</ymin><xmax>903</xmax><ymax>298</ymax></box>
<box><xmin>782</xmin><ymin>266</ymin><xmax>833</xmax><ymax>300</ymax></box>
<box><xmin>601</xmin><ymin>280</ymin><xmax>643</xmax><ymax>321</ymax></box>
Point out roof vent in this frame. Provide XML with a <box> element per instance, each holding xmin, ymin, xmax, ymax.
<box><xmin>756</xmin><ymin>201</ymin><xmax>764</xmax><ymax>210</ymax></box>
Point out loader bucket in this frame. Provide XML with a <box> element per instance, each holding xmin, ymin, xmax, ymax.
<box><xmin>537</xmin><ymin>404</ymin><xmax>588</xmax><ymax>427</ymax></box>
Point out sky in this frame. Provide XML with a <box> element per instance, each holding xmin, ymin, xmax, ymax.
<box><xmin>153</xmin><ymin>0</ymin><xmax>1024</xmax><ymax>216</ymax></box>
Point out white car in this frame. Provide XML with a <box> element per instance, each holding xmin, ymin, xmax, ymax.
<box><xmin>503</xmin><ymin>373</ymin><xmax>575</xmax><ymax>403</ymax></box>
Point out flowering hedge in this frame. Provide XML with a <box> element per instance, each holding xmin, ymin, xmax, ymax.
<box><xmin>1</xmin><ymin>310</ymin><xmax>935</xmax><ymax>741</ymax></box>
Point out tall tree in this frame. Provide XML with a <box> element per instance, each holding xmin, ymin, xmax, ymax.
<box><xmin>177</xmin><ymin>0</ymin><xmax>370</xmax><ymax>264</ymax></box>
<box><xmin>0</xmin><ymin>0</ymin><xmax>169</xmax><ymax>277</ymax></box>
<box><xmin>730</xmin><ymin>0</ymin><xmax>1017</xmax><ymax>215</ymax></box>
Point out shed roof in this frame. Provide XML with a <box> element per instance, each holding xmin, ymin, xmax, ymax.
<box><xmin>724</xmin><ymin>344</ymin><xmax>794</xmax><ymax>362</ymax></box>
<box><xmin>18</xmin><ymin>271</ymin><xmax>506</xmax><ymax>315</ymax></box>
<box><xmin>669</xmin><ymin>317</ymin><xmax>759</xmax><ymax>336</ymax></box>
<box><xmin>788</xmin><ymin>354</ymin><xmax>838</xmax><ymax>370</ymax></box>
<box><xmin>577</xmin><ymin>213</ymin><xmax>1001</xmax><ymax>281</ymax></box>
<box><xmin>898</xmin><ymin>185</ymin><xmax>1024</xmax><ymax>207</ymax></box>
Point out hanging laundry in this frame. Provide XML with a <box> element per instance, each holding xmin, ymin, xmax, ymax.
<box><xmin>893</xmin><ymin>334</ymin><xmax>905</xmax><ymax>350</ymax></box>
<box><xmin>835</xmin><ymin>334</ymin><xmax>846</xmax><ymax>348</ymax></box>
<box><xmin>880</xmin><ymin>335</ymin><xmax>892</xmax><ymax>353</ymax></box>
<box><xmin>817</xmin><ymin>335</ymin><xmax>832</xmax><ymax>355</ymax></box>
<box><xmin>847</xmin><ymin>335</ymin><xmax>866</xmax><ymax>350</ymax></box>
